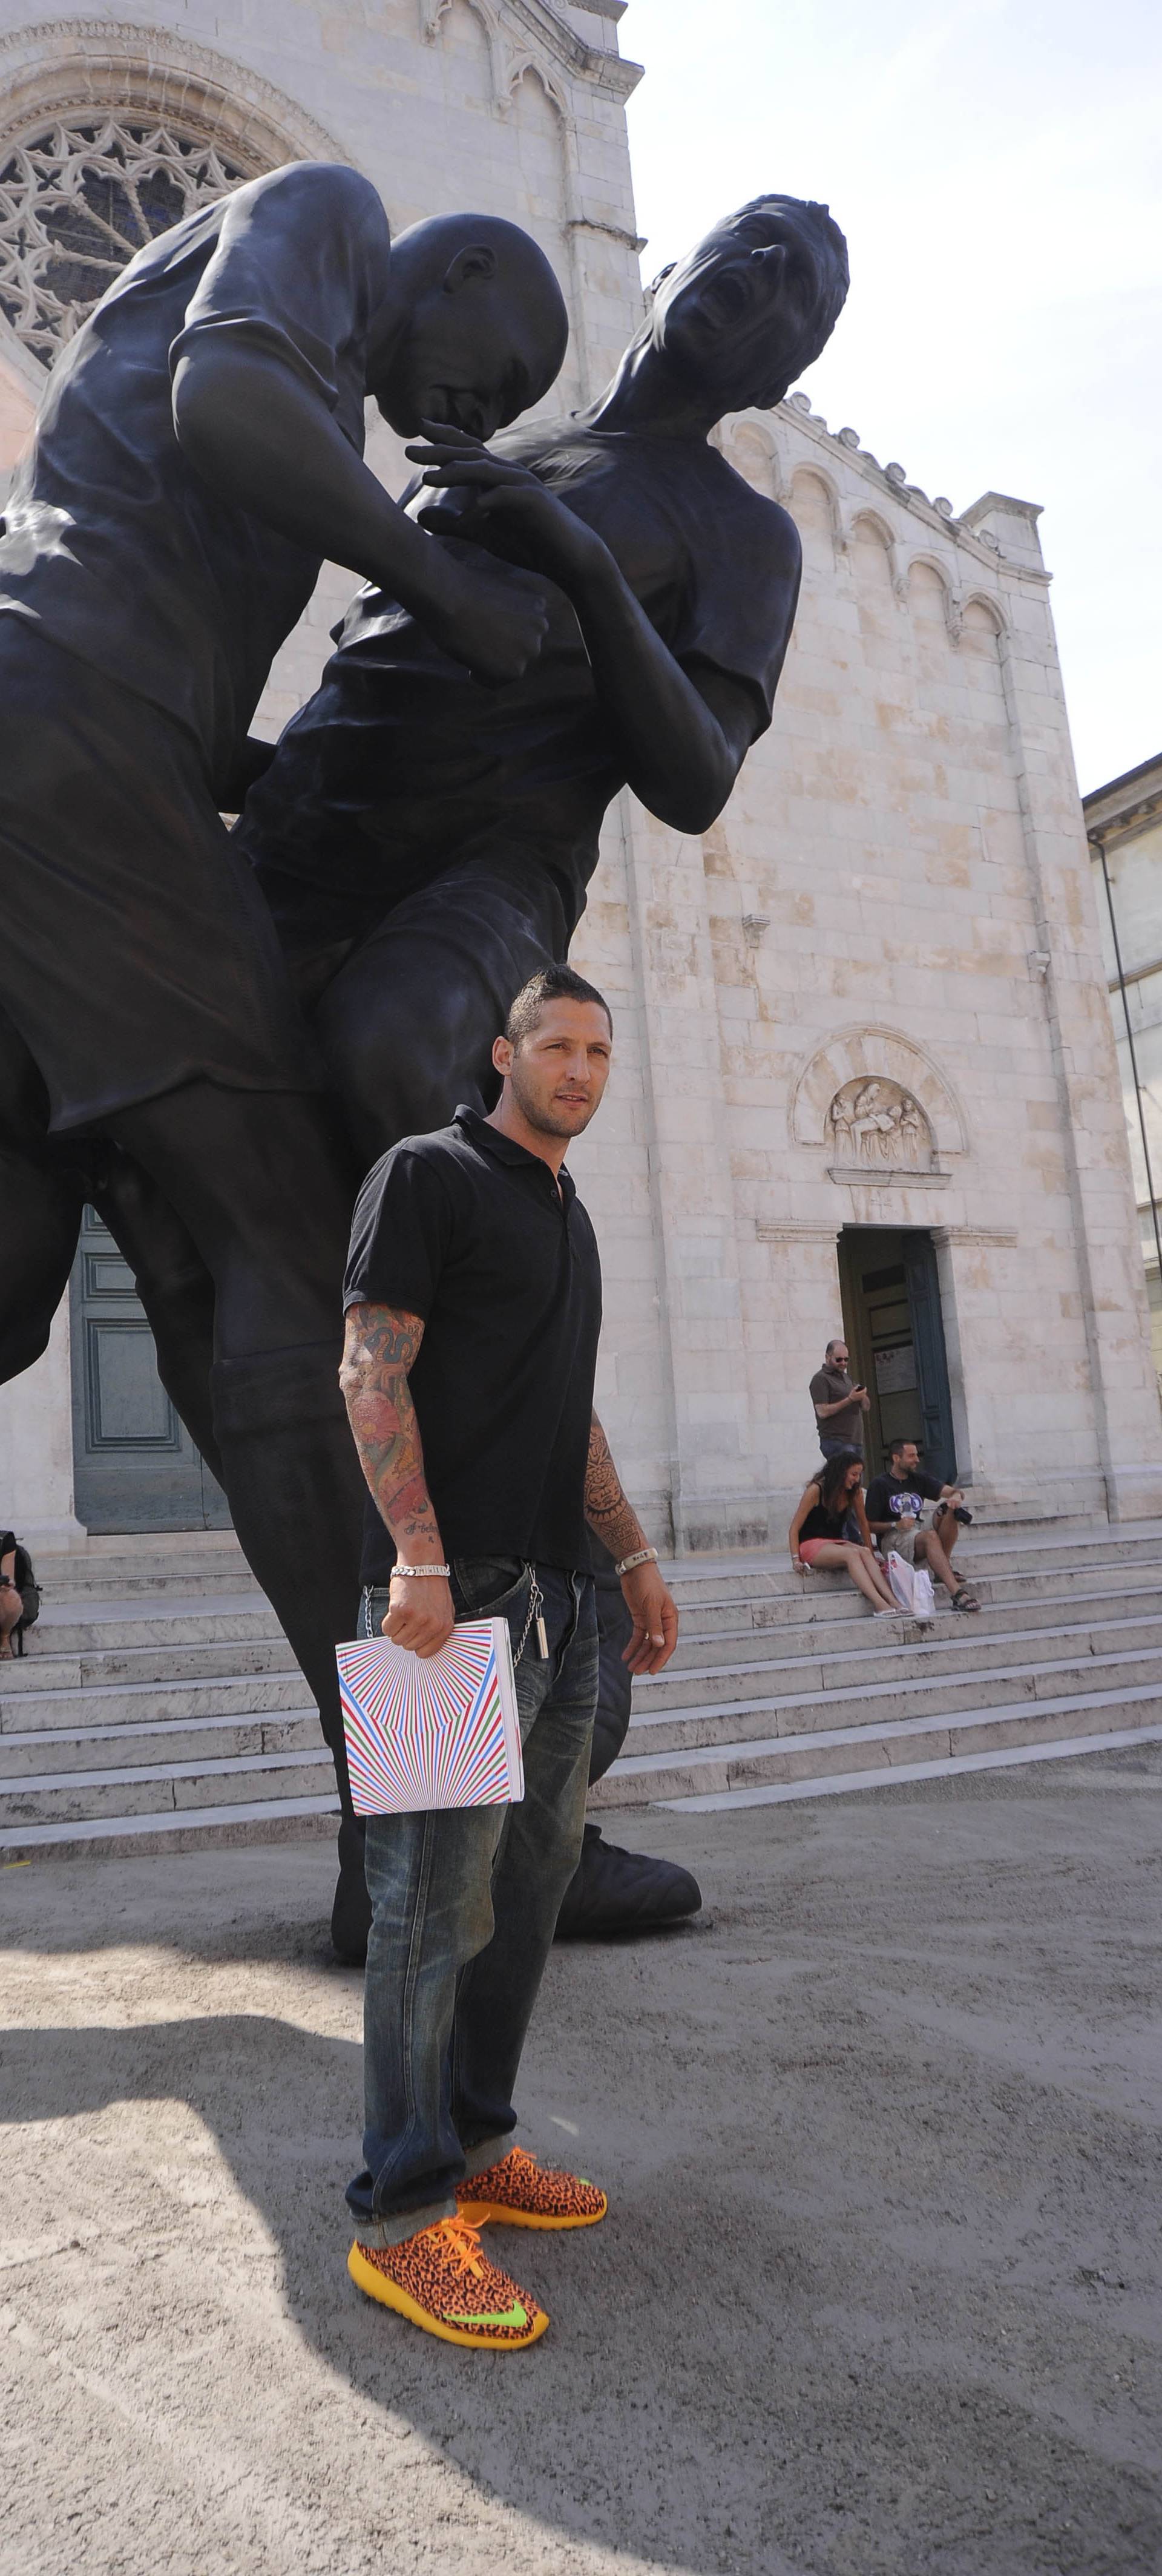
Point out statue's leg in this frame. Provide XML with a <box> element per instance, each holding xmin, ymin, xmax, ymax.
<box><xmin>90</xmin><ymin>1149</ymin><xmax>222</xmax><ymax>1481</ymax></box>
<box><xmin>309</xmin><ymin>852</ymin><xmax>567</xmax><ymax>1166</ymax></box>
<box><xmin>0</xmin><ymin>1005</ymin><xmax>85</xmax><ymax>1386</ymax></box>
<box><xmin>107</xmin><ymin>1079</ymin><xmax>368</xmax><ymax>1951</ymax></box>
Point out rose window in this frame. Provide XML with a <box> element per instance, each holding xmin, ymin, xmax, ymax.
<box><xmin>0</xmin><ymin>119</ymin><xmax>252</xmax><ymax>365</ymax></box>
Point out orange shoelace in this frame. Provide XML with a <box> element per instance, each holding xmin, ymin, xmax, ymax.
<box><xmin>494</xmin><ymin>2145</ymin><xmax>539</xmax><ymax>2179</ymax></box>
<box><xmin>434</xmin><ymin>2215</ymin><xmax>491</xmax><ymax>2278</ymax></box>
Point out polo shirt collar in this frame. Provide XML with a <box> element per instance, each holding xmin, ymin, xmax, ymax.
<box><xmin>454</xmin><ymin>1103</ymin><xmax>576</xmax><ymax>1203</ymax></box>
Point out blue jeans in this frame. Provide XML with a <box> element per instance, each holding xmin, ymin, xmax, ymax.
<box><xmin>819</xmin><ymin>1436</ymin><xmax>863</xmax><ymax>1463</ymax></box>
<box><xmin>347</xmin><ymin>1556</ymin><xmax>598</xmax><ymax>2244</ymax></box>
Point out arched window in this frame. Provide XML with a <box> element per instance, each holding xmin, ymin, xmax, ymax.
<box><xmin>0</xmin><ymin>117</ymin><xmax>256</xmax><ymax>366</ymax></box>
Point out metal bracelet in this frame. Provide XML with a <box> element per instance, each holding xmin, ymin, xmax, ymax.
<box><xmin>614</xmin><ymin>1545</ymin><xmax>658</xmax><ymax>1578</ymax></box>
<box><xmin>393</xmin><ymin>1563</ymin><xmax>451</xmax><ymax>1578</ymax></box>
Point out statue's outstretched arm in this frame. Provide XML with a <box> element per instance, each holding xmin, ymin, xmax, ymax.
<box><xmin>172</xmin><ymin>343</ymin><xmax>548</xmax><ymax>691</ymax></box>
<box><xmin>413</xmin><ymin>430</ymin><xmax>798</xmax><ymax>834</ymax></box>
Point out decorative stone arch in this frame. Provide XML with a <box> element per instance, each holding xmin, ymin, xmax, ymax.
<box><xmin>847</xmin><ymin>504</ymin><xmax>903</xmax><ymax>600</ymax></box>
<box><xmin>502</xmin><ymin>49</ymin><xmax>573</xmax><ymax>125</ymax></box>
<box><xmin>959</xmin><ymin>586</ymin><xmax>1011</xmax><ymax>639</ymax></box>
<box><xmin>0</xmin><ymin>22</ymin><xmax>345</xmax><ymax>170</ymax></box>
<box><xmin>724</xmin><ymin>415</ymin><xmax>786</xmax><ymax>501</ymax></box>
<box><xmin>421</xmin><ymin>0</ymin><xmax>574</xmax><ymax>122</ymax></box>
<box><xmin>0</xmin><ymin>21</ymin><xmax>348</xmax><ymax>375</ymax></box>
<box><xmin>421</xmin><ymin>0</ymin><xmax>512</xmax><ymax>110</ymax></box>
<box><xmin>789</xmin><ymin>1025</ymin><xmax>968</xmax><ymax>1165</ymax></box>
<box><xmin>786</xmin><ymin>456</ymin><xmax>845</xmax><ymax>561</ymax></box>
<box><xmin>903</xmin><ymin>548</ymin><xmax>962</xmax><ymax>642</ymax></box>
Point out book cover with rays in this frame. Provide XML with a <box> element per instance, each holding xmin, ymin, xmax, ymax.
<box><xmin>336</xmin><ymin>1619</ymin><xmax>524</xmax><ymax>1814</ymax></box>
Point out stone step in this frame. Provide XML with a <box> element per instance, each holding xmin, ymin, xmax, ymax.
<box><xmin>7</xmin><ymin>1516</ymin><xmax>1159</xmax><ymax>1858</ymax></box>
<box><xmin>1</xmin><ymin>1707</ymin><xmax>322</xmax><ymax>1778</ymax></box>
<box><xmin>0</xmin><ymin>1789</ymin><xmax>341</xmax><ymax>1862</ymax></box>
<box><xmin>25</xmin><ymin>1595</ymin><xmax>284</xmax><ymax>1655</ymax></box>
<box><xmin>1</xmin><ymin>1637</ymin><xmax>299</xmax><ymax>1694</ymax></box>
<box><xmin>1</xmin><ymin>1668</ymin><xmax>315</xmax><ymax>1735</ymax></box>
<box><xmin>653</xmin><ymin>1721</ymin><xmax>1162</xmax><ymax>1814</ymax></box>
<box><xmin>0</xmin><ymin>1741</ymin><xmax>337</xmax><ymax>1828</ymax></box>
<box><xmin>590</xmin><ymin>1680</ymin><xmax>1162</xmax><ymax>1809</ymax></box>
<box><xmin>622</xmin><ymin>1647</ymin><xmax>1162</xmax><ymax>1756</ymax></box>
<box><xmin>632</xmin><ymin>1632</ymin><xmax>1162</xmax><ymax>1720</ymax></box>
<box><xmin>658</xmin><ymin>1534</ymin><xmax>1162</xmax><ymax>1605</ymax></box>
<box><xmin>656</xmin><ymin>1608</ymin><xmax>1162</xmax><ymax>1687</ymax></box>
<box><xmin>671</xmin><ymin>1572</ymin><xmax>1162</xmax><ymax>1638</ymax></box>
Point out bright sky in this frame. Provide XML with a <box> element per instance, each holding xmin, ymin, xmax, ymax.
<box><xmin>622</xmin><ymin>0</ymin><xmax>1161</xmax><ymax>794</ymax></box>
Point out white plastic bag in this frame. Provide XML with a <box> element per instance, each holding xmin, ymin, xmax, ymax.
<box><xmin>885</xmin><ymin>1548</ymin><xmax>916</xmax><ymax>1615</ymax></box>
<box><xmin>885</xmin><ymin>1549</ymin><xmax>935</xmax><ymax>1622</ymax></box>
<box><xmin>910</xmin><ymin>1563</ymin><xmax>935</xmax><ymax>1623</ymax></box>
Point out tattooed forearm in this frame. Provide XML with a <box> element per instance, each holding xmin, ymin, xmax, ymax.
<box><xmin>340</xmin><ymin>1303</ymin><xmax>446</xmax><ymax>1559</ymax></box>
<box><xmin>585</xmin><ymin>1410</ymin><xmax>647</xmax><ymax>1564</ymax></box>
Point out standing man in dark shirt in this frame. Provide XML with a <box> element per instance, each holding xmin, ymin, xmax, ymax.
<box><xmin>0</xmin><ymin>162</ymin><xmax>569</xmax><ymax>1947</ymax></box>
<box><xmin>864</xmin><ymin>1438</ymin><xmax>979</xmax><ymax>1612</ymax></box>
<box><xmin>339</xmin><ymin>964</ymin><xmax>677</xmax><ymax>2350</ymax></box>
<box><xmin>810</xmin><ymin>1339</ymin><xmax>870</xmax><ymax>1459</ymax></box>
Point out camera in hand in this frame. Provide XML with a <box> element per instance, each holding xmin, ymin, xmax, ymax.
<box><xmin>953</xmin><ymin>1504</ymin><xmax>973</xmax><ymax>1526</ymax></box>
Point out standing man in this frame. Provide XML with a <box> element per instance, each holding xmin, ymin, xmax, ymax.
<box><xmin>0</xmin><ymin>162</ymin><xmax>569</xmax><ymax>1950</ymax></box>
<box><xmin>339</xmin><ymin>964</ymin><xmax>677</xmax><ymax>2349</ymax></box>
<box><xmin>810</xmin><ymin>1338</ymin><xmax>870</xmax><ymax>1460</ymax></box>
<box><xmin>864</xmin><ymin>1438</ymin><xmax>980</xmax><ymax>1613</ymax></box>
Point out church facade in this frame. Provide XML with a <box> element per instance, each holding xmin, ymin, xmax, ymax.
<box><xmin>2</xmin><ymin>0</ymin><xmax>1160</xmax><ymax>1549</ymax></box>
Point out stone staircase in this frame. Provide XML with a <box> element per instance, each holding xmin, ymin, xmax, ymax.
<box><xmin>4</xmin><ymin>1524</ymin><xmax>1162</xmax><ymax>1859</ymax></box>
<box><xmin>594</xmin><ymin>1522</ymin><xmax>1162</xmax><ymax>1817</ymax></box>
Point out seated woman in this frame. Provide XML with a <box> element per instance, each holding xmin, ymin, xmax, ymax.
<box><xmin>789</xmin><ymin>1451</ymin><xmax>898</xmax><ymax>1615</ymax></box>
<box><xmin>0</xmin><ymin>1526</ymin><xmax>38</xmax><ymax>1658</ymax></box>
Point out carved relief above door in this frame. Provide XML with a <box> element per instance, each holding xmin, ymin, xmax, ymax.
<box><xmin>789</xmin><ymin>1025</ymin><xmax>967</xmax><ymax>1190</ymax></box>
<box><xmin>826</xmin><ymin>1077</ymin><xmax>935</xmax><ymax>1177</ymax></box>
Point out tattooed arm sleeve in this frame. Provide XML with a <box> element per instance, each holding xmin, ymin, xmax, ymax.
<box><xmin>584</xmin><ymin>1410</ymin><xmax>648</xmax><ymax>1565</ymax></box>
<box><xmin>339</xmin><ymin>1303</ymin><xmax>447</xmax><ymax>1562</ymax></box>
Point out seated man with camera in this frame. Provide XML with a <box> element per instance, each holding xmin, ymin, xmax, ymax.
<box><xmin>864</xmin><ymin>1438</ymin><xmax>980</xmax><ymax>1614</ymax></box>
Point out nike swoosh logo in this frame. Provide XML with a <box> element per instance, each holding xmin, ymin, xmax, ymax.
<box><xmin>445</xmin><ymin>2300</ymin><xmax>528</xmax><ymax>2330</ymax></box>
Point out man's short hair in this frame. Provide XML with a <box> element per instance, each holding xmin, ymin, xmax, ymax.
<box><xmin>889</xmin><ymin>1435</ymin><xmax>917</xmax><ymax>1457</ymax></box>
<box><xmin>505</xmin><ymin>964</ymin><xmax>612</xmax><ymax>1050</ymax></box>
<box><xmin>824</xmin><ymin>1338</ymin><xmax>845</xmax><ymax>1361</ymax></box>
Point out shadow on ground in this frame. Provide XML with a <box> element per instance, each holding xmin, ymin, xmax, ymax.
<box><xmin>2</xmin><ymin>1748</ymin><xmax>1161</xmax><ymax>2576</ymax></box>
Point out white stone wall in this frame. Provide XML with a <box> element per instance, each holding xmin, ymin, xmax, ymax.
<box><xmin>1085</xmin><ymin>766</ymin><xmax>1162</xmax><ymax>1377</ymax></box>
<box><xmin>2</xmin><ymin>0</ymin><xmax>1160</xmax><ymax>1541</ymax></box>
<box><xmin>570</xmin><ymin>410</ymin><xmax>1162</xmax><ymax>1537</ymax></box>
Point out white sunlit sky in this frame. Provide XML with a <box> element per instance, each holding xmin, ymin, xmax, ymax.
<box><xmin>622</xmin><ymin>0</ymin><xmax>1161</xmax><ymax>795</ymax></box>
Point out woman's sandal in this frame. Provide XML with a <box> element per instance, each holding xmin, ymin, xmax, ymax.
<box><xmin>951</xmin><ymin>1586</ymin><xmax>980</xmax><ymax>1614</ymax></box>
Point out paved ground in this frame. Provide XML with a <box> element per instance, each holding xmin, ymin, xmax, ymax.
<box><xmin>2</xmin><ymin>1745</ymin><xmax>1160</xmax><ymax>2576</ymax></box>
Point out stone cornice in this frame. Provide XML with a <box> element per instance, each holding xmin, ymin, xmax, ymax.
<box><xmin>421</xmin><ymin>0</ymin><xmax>643</xmax><ymax>99</ymax></box>
<box><xmin>769</xmin><ymin>394</ymin><xmax>1052</xmax><ymax>585</ymax></box>
<box><xmin>1083</xmin><ymin>751</ymin><xmax>1162</xmax><ymax>838</ymax></box>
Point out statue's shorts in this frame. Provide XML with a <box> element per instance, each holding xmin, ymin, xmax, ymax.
<box><xmin>0</xmin><ymin>623</ymin><xmax>318</xmax><ymax>1136</ymax></box>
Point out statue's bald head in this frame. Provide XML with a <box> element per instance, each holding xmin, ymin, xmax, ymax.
<box><xmin>378</xmin><ymin>211</ymin><xmax>569</xmax><ymax>439</ymax></box>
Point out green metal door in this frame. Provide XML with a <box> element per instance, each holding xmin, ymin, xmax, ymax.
<box><xmin>70</xmin><ymin>1205</ymin><xmax>231</xmax><ymax>1533</ymax></box>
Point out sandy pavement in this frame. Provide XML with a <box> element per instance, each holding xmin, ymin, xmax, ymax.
<box><xmin>1</xmin><ymin>1743</ymin><xmax>1160</xmax><ymax>2576</ymax></box>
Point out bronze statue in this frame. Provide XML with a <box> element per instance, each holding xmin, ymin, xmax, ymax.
<box><xmin>0</xmin><ymin>162</ymin><xmax>567</xmax><ymax>1944</ymax></box>
<box><xmin>0</xmin><ymin>186</ymin><xmax>848</xmax><ymax>1953</ymax></box>
<box><xmin>239</xmin><ymin>196</ymin><xmax>850</xmax><ymax>1165</ymax></box>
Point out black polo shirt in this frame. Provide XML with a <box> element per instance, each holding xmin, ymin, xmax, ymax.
<box><xmin>343</xmin><ymin>1105</ymin><xmax>602</xmax><ymax>1584</ymax></box>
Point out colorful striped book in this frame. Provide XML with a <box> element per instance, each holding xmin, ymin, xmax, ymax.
<box><xmin>336</xmin><ymin>1619</ymin><xmax>524</xmax><ymax>1815</ymax></box>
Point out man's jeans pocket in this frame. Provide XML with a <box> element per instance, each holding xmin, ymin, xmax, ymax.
<box><xmin>450</xmin><ymin>1556</ymin><xmax>528</xmax><ymax>1620</ymax></box>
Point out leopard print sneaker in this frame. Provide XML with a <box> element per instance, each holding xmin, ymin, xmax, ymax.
<box><xmin>457</xmin><ymin>2143</ymin><xmax>608</xmax><ymax>2230</ymax></box>
<box><xmin>347</xmin><ymin>2214</ymin><xmax>548</xmax><ymax>2348</ymax></box>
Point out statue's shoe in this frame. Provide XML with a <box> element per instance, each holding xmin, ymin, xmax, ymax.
<box><xmin>347</xmin><ymin>2215</ymin><xmax>548</xmax><ymax>2349</ymax></box>
<box><xmin>555</xmin><ymin>1826</ymin><xmax>702</xmax><ymax>1940</ymax></box>
<box><xmin>457</xmin><ymin>2144</ymin><xmax>607</xmax><ymax>2230</ymax></box>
